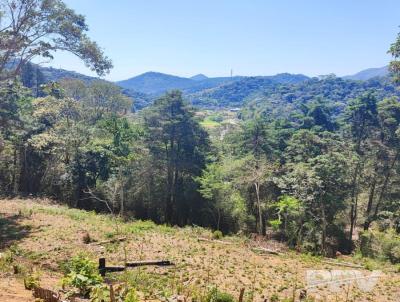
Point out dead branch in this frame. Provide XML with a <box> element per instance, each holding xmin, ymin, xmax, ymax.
<box><xmin>197</xmin><ymin>237</ymin><xmax>234</xmax><ymax>245</ymax></box>
<box><xmin>251</xmin><ymin>247</ymin><xmax>282</xmax><ymax>256</ymax></box>
<box><xmin>92</xmin><ymin>237</ymin><xmax>126</xmax><ymax>245</ymax></box>
<box><xmin>83</xmin><ymin>187</ymin><xmax>113</xmax><ymax>214</ymax></box>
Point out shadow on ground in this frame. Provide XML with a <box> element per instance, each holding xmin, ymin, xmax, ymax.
<box><xmin>0</xmin><ymin>214</ymin><xmax>31</xmax><ymax>250</ymax></box>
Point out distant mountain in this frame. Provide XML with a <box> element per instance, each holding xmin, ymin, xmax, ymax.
<box><xmin>117</xmin><ymin>72</ymin><xmax>196</xmax><ymax>95</ymax></box>
<box><xmin>39</xmin><ymin>66</ymin><xmax>99</xmax><ymax>83</ymax></box>
<box><xmin>187</xmin><ymin>73</ymin><xmax>309</xmax><ymax>107</ymax></box>
<box><xmin>116</xmin><ymin>71</ymin><xmax>245</xmax><ymax>95</ymax></box>
<box><xmin>34</xmin><ymin>66</ymin><xmax>396</xmax><ymax>112</ymax></box>
<box><xmin>115</xmin><ymin>71</ymin><xmax>309</xmax><ymax>100</ymax></box>
<box><xmin>26</xmin><ymin>65</ymin><xmax>151</xmax><ymax>110</ymax></box>
<box><xmin>121</xmin><ymin>88</ymin><xmax>153</xmax><ymax>111</ymax></box>
<box><xmin>342</xmin><ymin>66</ymin><xmax>389</xmax><ymax>81</ymax></box>
<box><xmin>190</xmin><ymin>74</ymin><xmax>208</xmax><ymax>81</ymax></box>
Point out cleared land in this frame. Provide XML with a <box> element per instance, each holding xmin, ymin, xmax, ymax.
<box><xmin>0</xmin><ymin>198</ymin><xmax>399</xmax><ymax>302</ymax></box>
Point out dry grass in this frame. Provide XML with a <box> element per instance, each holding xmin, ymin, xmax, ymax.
<box><xmin>0</xmin><ymin>198</ymin><xmax>399</xmax><ymax>302</ymax></box>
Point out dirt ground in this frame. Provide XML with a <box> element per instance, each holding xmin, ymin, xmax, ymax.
<box><xmin>1</xmin><ymin>198</ymin><xmax>399</xmax><ymax>302</ymax></box>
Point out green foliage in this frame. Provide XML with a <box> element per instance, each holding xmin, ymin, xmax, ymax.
<box><xmin>242</xmin><ymin>77</ymin><xmax>399</xmax><ymax>121</ymax></box>
<box><xmin>205</xmin><ymin>287</ymin><xmax>235</xmax><ymax>302</ymax></box>
<box><xmin>269</xmin><ymin>219</ymin><xmax>282</xmax><ymax>231</ymax></box>
<box><xmin>61</xmin><ymin>254</ymin><xmax>103</xmax><ymax>296</ymax></box>
<box><xmin>269</xmin><ymin>293</ymin><xmax>279</xmax><ymax>302</ymax></box>
<box><xmin>143</xmin><ymin>90</ymin><xmax>210</xmax><ymax>224</ymax></box>
<box><xmin>360</xmin><ymin>229</ymin><xmax>400</xmax><ymax>264</ymax></box>
<box><xmin>23</xmin><ymin>271</ymin><xmax>41</xmax><ymax>290</ymax></box>
<box><xmin>89</xmin><ymin>284</ymin><xmax>111</xmax><ymax>302</ymax></box>
<box><xmin>212</xmin><ymin>230</ymin><xmax>223</xmax><ymax>239</ymax></box>
<box><xmin>0</xmin><ymin>0</ymin><xmax>112</xmax><ymax>80</ymax></box>
<box><xmin>2</xmin><ymin>16</ymin><xmax>400</xmax><ymax>262</ymax></box>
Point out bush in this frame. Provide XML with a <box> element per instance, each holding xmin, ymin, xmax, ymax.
<box><xmin>205</xmin><ymin>288</ymin><xmax>234</xmax><ymax>302</ymax></box>
<box><xmin>359</xmin><ymin>229</ymin><xmax>400</xmax><ymax>264</ymax></box>
<box><xmin>389</xmin><ymin>245</ymin><xmax>400</xmax><ymax>264</ymax></box>
<box><xmin>82</xmin><ymin>231</ymin><xmax>92</xmax><ymax>244</ymax></box>
<box><xmin>359</xmin><ymin>231</ymin><xmax>375</xmax><ymax>258</ymax></box>
<box><xmin>90</xmin><ymin>284</ymin><xmax>139</xmax><ymax>302</ymax></box>
<box><xmin>24</xmin><ymin>272</ymin><xmax>40</xmax><ymax>290</ymax></box>
<box><xmin>212</xmin><ymin>230</ymin><xmax>223</xmax><ymax>240</ymax></box>
<box><xmin>270</xmin><ymin>294</ymin><xmax>279</xmax><ymax>302</ymax></box>
<box><xmin>268</xmin><ymin>219</ymin><xmax>282</xmax><ymax>232</ymax></box>
<box><xmin>62</xmin><ymin>254</ymin><xmax>103</xmax><ymax>296</ymax></box>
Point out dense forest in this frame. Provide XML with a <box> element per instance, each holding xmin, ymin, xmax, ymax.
<box><xmin>2</xmin><ymin>0</ymin><xmax>400</xmax><ymax>264</ymax></box>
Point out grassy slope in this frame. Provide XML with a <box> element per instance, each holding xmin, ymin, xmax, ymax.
<box><xmin>0</xmin><ymin>199</ymin><xmax>399</xmax><ymax>302</ymax></box>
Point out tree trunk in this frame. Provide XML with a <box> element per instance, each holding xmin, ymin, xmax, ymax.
<box><xmin>165</xmin><ymin>166</ymin><xmax>178</xmax><ymax>224</ymax></box>
<box><xmin>321</xmin><ymin>205</ymin><xmax>327</xmax><ymax>256</ymax></box>
<box><xmin>165</xmin><ymin>166</ymin><xmax>173</xmax><ymax>223</ymax></box>
<box><xmin>254</xmin><ymin>182</ymin><xmax>263</xmax><ymax>235</ymax></box>
<box><xmin>12</xmin><ymin>147</ymin><xmax>19</xmax><ymax>195</ymax></box>
<box><xmin>371</xmin><ymin>150</ymin><xmax>399</xmax><ymax>223</ymax></box>
<box><xmin>217</xmin><ymin>208</ymin><xmax>221</xmax><ymax>231</ymax></box>
<box><xmin>364</xmin><ymin>176</ymin><xmax>377</xmax><ymax>230</ymax></box>
<box><xmin>348</xmin><ymin>159</ymin><xmax>362</xmax><ymax>242</ymax></box>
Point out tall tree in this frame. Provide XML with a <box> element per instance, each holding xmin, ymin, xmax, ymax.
<box><xmin>144</xmin><ymin>91</ymin><xmax>209</xmax><ymax>224</ymax></box>
<box><xmin>0</xmin><ymin>0</ymin><xmax>112</xmax><ymax>80</ymax></box>
<box><xmin>345</xmin><ymin>93</ymin><xmax>378</xmax><ymax>243</ymax></box>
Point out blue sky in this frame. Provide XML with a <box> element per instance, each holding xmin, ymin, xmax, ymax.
<box><xmin>46</xmin><ymin>0</ymin><xmax>400</xmax><ymax>81</ymax></box>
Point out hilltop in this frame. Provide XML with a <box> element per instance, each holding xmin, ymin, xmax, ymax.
<box><xmin>31</xmin><ymin>65</ymin><xmax>396</xmax><ymax>110</ymax></box>
<box><xmin>342</xmin><ymin>66</ymin><xmax>389</xmax><ymax>81</ymax></box>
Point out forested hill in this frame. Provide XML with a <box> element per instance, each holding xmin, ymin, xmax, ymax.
<box><xmin>241</xmin><ymin>76</ymin><xmax>400</xmax><ymax>119</ymax></box>
<box><xmin>25</xmin><ymin>64</ymin><xmax>398</xmax><ymax>112</ymax></box>
<box><xmin>186</xmin><ymin>73</ymin><xmax>309</xmax><ymax>107</ymax></box>
<box><xmin>116</xmin><ymin>71</ymin><xmax>245</xmax><ymax>95</ymax></box>
<box><xmin>342</xmin><ymin>66</ymin><xmax>389</xmax><ymax>81</ymax></box>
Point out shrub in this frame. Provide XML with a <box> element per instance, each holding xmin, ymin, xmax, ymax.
<box><xmin>62</xmin><ymin>254</ymin><xmax>103</xmax><ymax>296</ymax></box>
<box><xmin>269</xmin><ymin>219</ymin><xmax>282</xmax><ymax>232</ymax></box>
<box><xmin>359</xmin><ymin>229</ymin><xmax>400</xmax><ymax>264</ymax></box>
<box><xmin>359</xmin><ymin>231</ymin><xmax>375</xmax><ymax>258</ymax></box>
<box><xmin>205</xmin><ymin>288</ymin><xmax>234</xmax><ymax>302</ymax></box>
<box><xmin>24</xmin><ymin>272</ymin><xmax>40</xmax><ymax>290</ymax></box>
<box><xmin>212</xmin><ymin>230</ymin><xmax>223</xmax><ymax>240</ymax></box>
<box><xmin>82</xmin><ymin>231</ymin><xmax>92</xmax><ymax>244</ymax></box>
<box><xmin>90</xmin><ymin>284</ymin><xmax>139</xmax><ymax>302</ymax></box>
<box><xmin>269</xmin><ymin>294</ymin><xmax>279</xmax><ymax>302</ymax></box>
<box><xmin>389</xmin><ymin>245</ymin><xmax>400</xmax><ymax>264</ymax></box>
<box><xmin>124</xmin><ymin>288</ymin><xmax>139</xmax><ymax>302</ymax></box>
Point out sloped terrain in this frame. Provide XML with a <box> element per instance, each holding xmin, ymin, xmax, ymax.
<box><xmin>0</xmin><ymin>199</ymin><xmax>399</xmax><ymax>302</ymax></box>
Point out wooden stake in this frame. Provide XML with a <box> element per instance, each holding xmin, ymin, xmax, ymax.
<box><xmin>238</xmin><ymin>288</ymin><xmax>245</xmax><ymax>302</ymax></box>
<box><xmin>110</xmin><ymin>284</ymin><xmax>116</xmax><ymax>302</ymax></box>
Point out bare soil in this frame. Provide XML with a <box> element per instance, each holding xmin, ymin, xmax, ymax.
<box><xmin>0</xmin><ymin>198</ymin><xmax>399</xmax><ymax>302</ymax></box>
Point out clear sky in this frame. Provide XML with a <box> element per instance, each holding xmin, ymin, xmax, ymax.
<box><xmin>45</xmin><ymin>0</ymin><xmax>400</xmax><ymax>81</ymax></box>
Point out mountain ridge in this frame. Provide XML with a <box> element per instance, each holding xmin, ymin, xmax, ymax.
<box><xmin>33</xmin><ymin>65</ymin><xmax>395</xmax><ymax>110</ymax></box>
<box><xmin>342</xmin><ymin>66</ymin><xmax>389</xmax><ymax>81</ymax></box>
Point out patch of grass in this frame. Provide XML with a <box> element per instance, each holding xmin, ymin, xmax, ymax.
<box><xmin>201</xmin><ymin>118</ymin><xmax>221</xmax><ymax>128</ymax></box>
<box><xmin>3</xmin><ymin>199</ymin><xmax>400</xmax><ymax>302</ymax></box>
<box><xmin>124</xmin><ymin>220</ymin><xmax>174</xmax><ymax>235</ymax></box>
<box><xmin>212</xmin><ymin>230</ymin><xmax>223</xmax><ymax>240</ymax></box>
<box><xmin>33</xmin><ymin>205</ymin><xmax>110</xmax><ymax>226</ymax></box>
<box><xmin>116</xmin><ymin>269</ymin><xmax>173</xmax><ymax>300</ymax></box>
<box><xmin>0</xmin><ymin>249</ymin><xmax>14</xmax><ymax>272</ymax></box>
<box><xmin>205</xmin><ymin>287</ymin><xmax>235</xmax><ymax>302</ymax></box>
